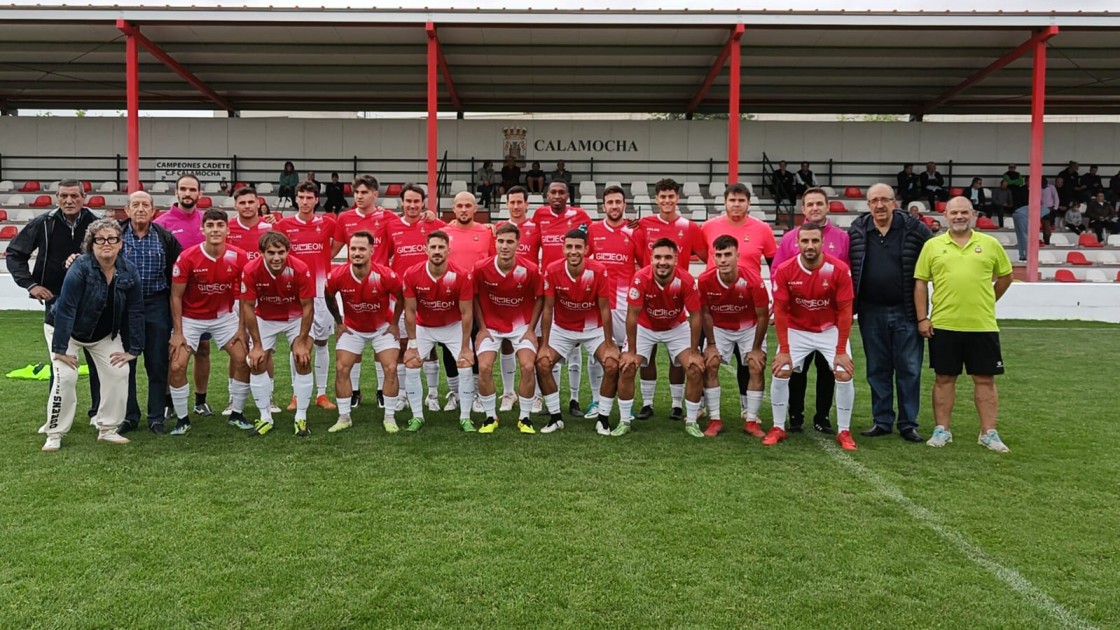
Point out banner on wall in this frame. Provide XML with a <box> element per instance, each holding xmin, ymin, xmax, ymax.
<box><xmin>145</xmin><ymin>159</ymin><xmax>232</xmax><ymax>183</ymax></box>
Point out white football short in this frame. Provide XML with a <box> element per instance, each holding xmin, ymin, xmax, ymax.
<box><xmin>181</xmin><ymin>311</ymin><xmax>240</xmax><ymax>352</ymax></box>
<box><xmin>336</xmin><ymin>323</ymin><xmax>398</xmax><ymax>356</ymax></box>
<box><xmin>417</xmin><ymin>321</ymin><xmax>464</xmax><ymax>359</ymax></box>
<box><xmin>477</xmin><ymin>324</ymin><xmax>535</xmax><ymax>355</ymax></box>
<box><xmin>713</xmin><ymin>325</ymin><xmax>760</xmax><ymax>365</ymax></box>
<box><xmin>257</xmin><ymin>317</ymin><xmax>302</xmax><ymax>353</ymax></box>
<box><xmin>547</xmin><ymin>325</ymin><xmax>606</xmax><ymax>360</ymax></box>
<box><xmin>635</xmin><ymin>322</ymin><xmax>692</xmax><ymax>367</ymax></box>
<box><xmin>781</xmin><ymin>327</ymin><xmax>852</xmax><ymax>375</ymax></box>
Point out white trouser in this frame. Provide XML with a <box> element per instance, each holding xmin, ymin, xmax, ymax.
<box><xmin>40</xmin><ymin>327</ymin><xmax>129</xmax><ymax>436</ymax></box>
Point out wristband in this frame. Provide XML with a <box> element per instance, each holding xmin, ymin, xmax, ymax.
<box><xmin>407</xmin><ymin>339</ymin><xmax>418</xmax><ymax>349</ymax></box>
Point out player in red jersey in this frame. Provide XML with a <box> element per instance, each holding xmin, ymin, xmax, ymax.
<box><xmin>445</xmin><ymin>191</ymin><xmax>496</xmax><ymax>274</ymax></box>
<box><xmin>168</xmin><ymin>209</ymin><xmax>251</xmax><ymax>436</ymax></box>
<box><xmin>239</xmin><ymin>232</ymin><xmax>315</xmax><ymax>437</ymax></box>
<box><xmin>225</xmin><ymin>186</ymin><xmax>274</xmax><ymax>260</ymax></box>
<box><xmin>401</xmin><ymin>230</ymin><xmax>477</xmax><ymax>432</ymax></box>
<box><xmin>325</xmin><ymin>231</ymin><xmax>404</xmax><ymax>434</ymax></box>
<box><xmin>585</xmin><ymin>184</ymin><xmax>640</xmax><ymax>419</ymax></box>
<box><xmin>629</xmin><ymin>178</ymin><xmax>708</xmax><ymax>422</ymax></box>
<box><xmin>473</xmin><ymin>223</ymin><xmax>543</xmax><ymax>433</ymax></box>
<box><xmin>274</xmin><ymin>181</ymin><xmax>339</xmax><ymax>412</ymax></box>
<box><xmin>765</xmin><ymin>222</ymin><xmax>858</xmax><ymax>451</ymax></box>
<box><xmin>493</xmin><ymin>186</ymin><xmax>541</xmax><ymax>413</ymax></box>
<box><xmin>613</xmin><ymin>238</ymin><xmax>705</xmax><ymax>438</ymax></box>
<box><xmin>698</xmin><ymin>235</ymin><xmax>770</xmax><ymax>438</ymax></box>
<box><xmin>537</xmin><ymin>230</ymin><xmax>620</xmax><ymax>435</ymax></box>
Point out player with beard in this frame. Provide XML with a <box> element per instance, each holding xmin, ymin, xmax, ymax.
<box><xmin>494</xmin><ymin>185</ymin><xmax>541</xmax><ymax>413</ymax></box>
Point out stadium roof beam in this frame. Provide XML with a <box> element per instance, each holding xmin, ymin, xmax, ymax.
<box><xmin>916</xmin><ymin>25</ymin><xmax>1059</xmax><ymax>116</ymax></box>
<box><xmin>686</xmin><ymin>24</ymin><xmax>744</xmax><ymax>116</ymax></box>
<box><xmin>426</xmin><ymin>22</ymin><xmax>463</xmax><ymax>116</ymax></box>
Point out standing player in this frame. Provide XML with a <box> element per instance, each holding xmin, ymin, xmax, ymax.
<box><xmin>698</xmin><ymin>235</ymin><xmax>770</xmax><ymax>438</ymax></box>
<box><xmin>494</xmin><ymin>185</ymin><xmax>541</xmax><ymax>412</ymax></box>
<box><xmin>631</xmin><ymin>178</ymin><xmax>708</xmax><ymax>421</ymax></box>
<box><xmin>537</xmin><ymin>230</ymin><xmax>620</xmax><ymax>435</ymax></box>
<box><xmin>445</xmin><ymin>191</ymin><xmax>496</xmax><ymax>413</ymax></box>
<box><xmin>401</xmin><ymin>230</ymin><xmax>477</xmax><ymax>432</ymax></box>
<box><xmin>585</xmin><ymin>185</ymin><xmax>640</xmax><ymax>419</ymax></box>
<box><xmin>274</xmin><ymin>180</ymin><xmax>340</xmax><ymax>412</ymax></box>
<box><xmin>473</xmin><ymin>223</ymin><xmax>543</xmax><ymax>433</ymax></box>
<box><xmin>324</xmin><ymin>231</ymin><xmax>404</xmax><ymax>433</ymax></box>
<box><xmin>168</xmin><ymin>209</ymin><xmax>251</xmax><ymax>435</ymax></box>
<box><xmin>240</xmin><ymin>232</ymin><xmax>315</xmax><ymax>437</ymax></box>
<box><xmin>613</xmin><ymin>238</ymin><xmax>705</xmax><ymax>438</ymax></box>
<box><xmin>765</xmin><ymin>223</ymin><xmax>858</xmax><ymax>451</ymax></box>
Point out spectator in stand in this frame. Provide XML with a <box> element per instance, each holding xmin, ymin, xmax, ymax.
<box><xmin>500</xmin><ymin>156</ymin><xmax>522</xmax><ymax>195</ymax></box>
<box><xmin>919</xmin><ymin>161</ymin><xmax>948</xmax><ymax>210</ymax></box>
<box><xmin>1109</xmin><ymin>168</ymin><xmax>1120</xmax><ymax>204</ymax></box>
<box><xmin>772</xmin><ymin>160</ymin><xmax>796</xmax><ymax>206</ymax></box>
<box><xmin>306</xmin><ymin>171</ymin><xmax>323</xmax><ymax>196</ymax></box>
<box><xmin>897</xmin><ymin>164</ymin><xmax>921</xmax><ymax>205</ymax></box>
<box><xmin>1064</xmin><ymin>202</ymin><xmax>1085</xmax><ymax>235</ymax></box>
<box><xmin>1083</xmin><ymin>165</ymin><xmax>1103</xmax><ymax>197</ymax></box>
<box><xmin>476</xmin><ymin>160</ymin><xmax>497</xmax><ymax>208</ymax></box>
<box><xmin>1002</xmin><ymin>164</ymin><xmax>1025</xmax><ymax>188</ymax></box>
<box><xmin>1052</xmin><ymin>175</ymin><xmax>1072</xmax><ymax>231</ymax></box>
<box><xmin>278</xmin><ymin>161</ymin><xmax>299</xmax><ymax>207</ymax></box>
<box><xmin>1041</xmin><ymin>176</ymin><xmax>1058</xmax><ymax>244</ymax></box>
<box><xmin>967</xmin><ymin>178</ymin><xmax>989</xmax><ymax>216</ymax></box>
<box><xmin>1011</xmin><ymin>176</ymin><xmax>1052</xmax><ymax>262</ymax></box>
<box><xmin>1086</xmin><ymin>191</ymin><xmax>1115</xmax><ymax>242</ymax></box>
<box><xmin>526</xmin><ymin>161</ymin><xmax>546</xmax><ymax>194</ymax></box>
<box><xmin>549</xmin><ymin>160</ymin><xmax>573</xmax><ymax>185</ymax></box>
<box><xmin>258</xmin><ymin>200</ymin><xmax>272</xmax><ymax>216</ymax></box>
<box><xmin>324</xmin><ymin>172</ymin><xmax>348</xmax><ymax>213</ymax></box>
<box><xmin>794</xmin><ymin>161</ymin><xmax>818</xmax><ymax>198</ymax></box>
<box><xmin>909</xmin><ymin>204</ymin><xmax>940</xmax><ymax>234</ymax></box>
<box><xmin>1056</xmin><ymin>161</ymin><xmax>1085</xmax><ymax>205</ymax></box>
<box><xmin>989</xmin><ymin>179</ymin><xmax>1013</xmax><ymax>228</ymax></box>
<box><xmin>219</xmin><ymin>177</ymin><xmax>230</xmax><ymax>196</ymax></box>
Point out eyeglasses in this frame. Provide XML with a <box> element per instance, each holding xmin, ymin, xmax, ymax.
<box><xmin>93</xmin><ymin>236</ymin><xmax>122</xmax><ymax>245</ymax></box>
<box><xmin>868</xmin><ymin>197</ymin><xmax>895</xmax><ymax>206</ymax></box>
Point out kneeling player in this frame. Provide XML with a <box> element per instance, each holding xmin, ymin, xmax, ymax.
<box><xmin>401</xmin><ymin>230</ymin><xmax>476</xmax><ymax>432</ymax></box>
<box><xmin>473</xmin><ymin>223</ymin><xmax>543</xmax><ymax>433</ymax></box>
<box><xmin>325</xmin><ymin>231</ymin><xmax>404</xmax><ymax>433</ymax></box>
<box><xmin>765</xmin><ymin>222</ymin><xmax>858</xmax><ymax>451</ymax></box>
<box><xmin>698</xmin><ymin>235</ymin><xmax>770</xmax><ymax>438</ymax></box>
<box><xmin>615</xmin><ymin>238</ymin><xmax>705</xmax><ymax>438</ymax></box>
<box><xmin>240</xmin><ymin>232</ymin><xmax>316</xmax><ymax>437</ymax></box>
<box><xmin>537</xmin><ymin>230</ymin><xmax>621</xmax><ymax>435</ymax></box>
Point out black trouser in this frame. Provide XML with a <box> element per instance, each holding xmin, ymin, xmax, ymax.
<box><xmin>788</xmin><ymin>351</ymin><xmax>834</xmax><ymax>428</ymax></box>
<box><xmin>125</xmin><ymin>292</ymin><xmax>171</xmax><ymax>427</ymax></box>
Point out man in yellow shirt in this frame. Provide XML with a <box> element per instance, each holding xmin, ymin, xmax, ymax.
<box><xmin>914</xmin><ymin>197</ymin><xmax>1013</xmax><ymax>452</ymax></box>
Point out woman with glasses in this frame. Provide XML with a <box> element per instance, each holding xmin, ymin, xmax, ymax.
<box><xmin>39</xmin><ymin>219</ymin><xmax>146</xmax><ymax>452</ymax></box>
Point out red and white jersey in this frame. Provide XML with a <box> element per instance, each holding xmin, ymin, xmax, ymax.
<box><xmin>772</xmin><ymin>254</ymin><xmax>855</xmax><ymax>333</ymax></box>
<box><xmin>334</xmin><ymin>207</ymin><xmax>389</xmax><ymax>266</ymax></box>
<box><xmin>544</xmin><ymin>259</ymin><xmax>611</xmax><ymax>333</ymax></box>
<box><xmin>496</xmin><ymin>218</ymin><xmax>541</xmax><ymax>265</ymax></box>
<box><xmin>172</xmin><ymin>244</ymin><xmax>248</xmax><ymax>320</ymax></box>
<box><xmin>445</xmin><ymin>223</ymin><xmax>496</xmax><ymax>273</ymax></box>
<box><xmin>473</xmin><ymin>256</ymin><xmax>542</xmax><ymax>334</ymax></box>
<box><xmin>531</xmin><ymin>205</ymin><xmax>592</xmax><ymax>268</ymax></box>
<box><xmin>627</xmin><ymin>265</ymin><xmax>700</xmax><ymax>332</ymax></box>
<box><xmin>241</xmin><ymin>255</ymin><xmax>315</xmax><ymax>322</ymax></box>
<box><xmin>633</xmin><ymin>213</ymin><xmax>707</xmax><ymax>267</ymax></box>
<box><xmin>326</xmin><ymin>262</ymin><xmax>402</xmax><ymax>333</ymax></box>
<box><xmin>274</xmin><ymin>213</ymin><xmax>336</xmax><ymax>296</ymax></box>
<box><xmin>385</xmin><ymin>215</ymin><xmax>447</xmax><ymax>275</ymax></box>
<box><xmin>698</xmin><ymin>265</ymin><xmax>769</xmax><ymax>331</ymax></box>
<box><xmin>700</xmin><ymin>215</ymin><xmax>778</xmax><ymax>276</ymax></box>
<box><xmin>402</xmin><ymin>262</ymin><xmax>473</xmax><ymax>328</ymax></box>
<box><xmin>587</xmin><ymin>220</ymin><xmax>640</xmax><ymax>308</ymax></box>
<box><xmin>225</xmin><ymin>217</ymin><xmax>273</xmax><ymax>261</ymax></box>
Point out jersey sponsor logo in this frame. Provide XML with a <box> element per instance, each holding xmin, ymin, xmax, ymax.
<box><xmin>259</xmin><ymin>295</ymin><xmax>294</xmax><ymax>304</ymax></box>
<box><xmin>349</xmin><ymin>302</ymin><xmax>382</xmax><ymax>313</ymax></box>
<box><xmin>595</xmin><ymin>251</ymin><xmax>629</xmax><ymax>263</ymax></box>
<box><xmin>396</xmin><ymin>244</ymin><xmax>426</xmax><ymax>255</ymax></box>
<box><xmin>710</xmin><ymin>303</ymin><xmax>748</xmax><ymax>313</ymax></box>
<box><xmin>197</xmin><ymin>282</ymin><xmax>234</xmax><ymax>295</ymax></box>
<box><xmin>290</xmin><ymin>243</ymin><xmax>322</xmax><ymax>253</ymax></box>
<box><xmin>795</xmin><ymin>297</ymin><xmax>831</xmax><ymax>310</ymax></box>
<box><xmin>558</xmin><ymin>298</ymin><xmax>596</xmax><ymax>311</ymax></box>
<box><xmin>489</xmin><ymin>295</ymin><xmax>525</xmax><ymax>307</ymax></box>
<box><xmin>648</xmin><ymin>307</ymin><xmax>682</xmax><ymax>319</ymax></box>
<box><xmin>420</xmin><ymin>299</ymin><xmax>456</xmax><ymax>310</ymax></box>
<box><xmin>541</xmin><ymin>234</ymin><xmax>563</xmax><ymax>245</ymax></box>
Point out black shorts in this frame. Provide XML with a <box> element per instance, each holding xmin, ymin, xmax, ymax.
<box><xmin>928</xmin><ymin>329</ymin><xmax>1004</xmax><ymax>376</ymax></box>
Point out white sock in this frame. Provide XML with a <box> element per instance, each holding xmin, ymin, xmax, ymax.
<box><xmin>544</xmin><ymin>391</ymin><xmax>561</xmax><ymax>415</ymax></box>
<box><xmin>740</xmin><ymin>393</ymin><xmax>750</xmax><ymax>410</ymax></box>
<box><xmin>350</xmin><ymin>361</ymin><xmax>362</xmax><ymax>391</ymax></box>
<box><xmin>770</xmin><ymin>376</ymin><xmax>790</xmax><ymax>430</ymax></box>
<box><xmin>423</xmin><ymin>359</ymin><xmax>439</xmax><ymax>391</ymax></box>
<box><xmin>618</xmin><ymin>398</ymin><xmax>634</xmax><ymax>423</ymax></box>
<box><xmin>337</xmin><ymin>397</ymin><xmax>351</xmax><ymax>418</ymax></box>
<box><xmin>293</xmin><ymin>370</ymin><xmax>313</xmax><ymax>421</ymax></box>
<box><xmin>171</xmin><ymin>384</ymin><xmax>189</xmax><ymax>419</ymax></box>
<box><xmin>383</xmin><ymin>394</ymin><xmax>397</xmax><ymax>422</ymax></box>
<box><xmin>406</xmin><ymin>367</ymin><xmax>425</xmax><ymax>420</ymax></box>
<box><xmin>448</xmin><ymin>375</ymin><xmax>459</xmax><ymax>394</ymax></box>
<box><xmin>229</xmin><ymin>379</ymin><xmax>249</xmax><ymax>414</ymax></box>
<box><xmin>640</xmin><ymin>379</ymin><xmax>656</xmax><ymax>407</ymax></box>
<box><xmin>396</xmin><ymin>364</ymin><xmax>406</xmax><ymax>397</ymax></box>
<box><xmin>518</xmin><ymin>396</ymin><xmax>533</xmax><ymax>420</ymax></box>
<box><xmin>500</xmin><ymin>351</ymin><xmax>516</xmax><ymax>396</ymax></box>
<box><xmin>704</xmin><ymin>387</ymin><xmax>721</xmax><ymax>421</ymax></box>
<box><xmin>457</xmin><ymin>374</ymin><xmax>474</xmax><ymax>420</ymax></box>
<box><xmin>374</xmin><ymin>362</ymin><xmax>385</xmax><ymax>395</ymax></box>
<box><xmin>670</xmin><ymin>383</ymin><xmax>684</xmax><ymax>409</ymax></box>
<box><xmin>746</xmin><ymin>391</ymin><xmax>763</xmax><ymax>422</ymax></box>
<box><xmin>315</xmin><ymin>344</ymin><xmax>330</xmax><ymax>396</ymax></box>
<box><xmin>250</xmin><ymin>372</ymin><xmax>273</xmax><ymax>423</ymax></box>
<box><xmin>685</xmin><ymin>399</ymin><xmax>701</xmax><ymax>424</ymax></box>
<box><xmin>599</xmin><ymin>396</ymin><xmax>615</xmax><ymax>418</ymax></box>
<box><xmin>552</xmin><ymin>364</ymin><xmax>562</xmax><ymax>394</ymax></box>
<box><xmin>481</xmin><ymin>392</ymin><xmax>497</xmax><ymax>419</ymax></box>
<box><xmin>835</xmin><ymin>379</ymin><xmax>854</xmax><ymax>432</ymax></box>
<box><xmin>588</xmin><ymin>358</ymin><xmax>604</xmax><ymax>407</ymax></box>
<box><xmin>567</xmin><ymin>347</ymin><xmax>582</xmax><ymax>400</ymax></box>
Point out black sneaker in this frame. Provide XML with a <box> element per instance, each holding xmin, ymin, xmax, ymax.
<box><xmin>813</xmin><ymin>419</ymin><xmax>836</xmax><ymax>435</ymax></box>
<box><xmin>148</xmin><ymin>421</ymin><xmax>168</xmax><ymax>435</ymax></box>
<box><xmin>788</xmin><ymin>416</ymin><xmax>804</xmax><ymax>433</ymax></box>
<box><xmin>351</xmin><ymin>391</ymin><xmax>363</xmax><ymax>408</ymax></box>
<box><xmin>376</xmin><ymin>391</ymin><xmax>386</xmax><ymax>409</ymax></box>
<box><xmin>669</xmin><ymin>406</ymin><xmax>683</xmax><ymax>421</ymax></box>
<box><xmin>227</xmin><ymin>412</ymin><xmax>254</xmax><ymax>430</ymax></box>
<box><xmin>169</xmin><ymin>418</ymin><xmax>192</xmax><ymax>436</ymax></box>
<box><xmin>118</xmin><ymin>420</ymin><xmax>138</xmax><ymax>435</ymax></box>
<box><xmin>635</xmin><ymin>405</ymin><xmax>654</xmax><ymax>420</ymax></box>
<box><xmin>568</xmin><ymin>399</ymin><xmax>583</xmax><ymax>417</ymax></box>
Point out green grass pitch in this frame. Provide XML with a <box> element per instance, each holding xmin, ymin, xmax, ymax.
<box><xmin>0</xmin><ymin>310</ymin><xmax>1116</xmax><ymax>629</ymax></box>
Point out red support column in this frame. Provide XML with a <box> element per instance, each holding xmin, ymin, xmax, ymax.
<box><xmin>426</xmin><ymin>22</ymin><xmax>439</xmax><ymax>215</ymax></box>
<box><xmin>125</xmin><ymin>28</ymin><xmax>140</xmax><ymax>193</ymax></box>
<box><xmin>727</xmin><ymin>25</ymin><xmax>744</xmax><ymax>185</ymax></box>
<box><xmin>1026</xmin><ymin>35</ymin><xmax>1049</xmax><ymax>282</ymax></box>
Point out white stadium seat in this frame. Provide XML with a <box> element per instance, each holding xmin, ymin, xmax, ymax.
<box><xmin>579</xmin><ymin>195</ymin><xmax>598</xmax><ymax>209</ymax></box>
<box><xmin>1108</xmin><ymin>234</ymin><xmax>1120</xmax><ymax>247</ymax></box>
<box><xmin>821</xmin><ymin>186</ymin><xmax>837</xmax><ymax>198</ymax></box>
<box><xmin>578</xmin><ymin>181</ymin><xmax>597</xmax><ymax>197</ymax></box>
<box><xmin>1086</xmin><ymin>269</ymin><xmax>1109</xmax><ymax>283</ymax></box>
<box><xmin>585</xmin><ymin>207</ymin><xmax>601</xmax><ymax>220</ymax></box>
<box><xmin>6</xmin><ymin>195</ymin><xmax>25</xmax><ymax>206</ymax></box>
<box><xmin>993</xmin><ymin>232</ymin><xmax>1016</xmax><ymax>246</ymax></box>
<box><xmin>151</xmin><ymin>182</ymin><xmax>170</xmax><ymax>193</ymax></box>
<box><xmin>528</xmin><ymin>194</ymin><xmax>544</xmax><ymax>206</ymax></box>
<box><xmin>380</xmin><ymin>197</ymin><xmax>399</xmax><ymax>210</ymax></box>
<box><xmin>686</xmin><ymin>195</ymin><xmax>706</xmax><ymax>208</ymax></box>
<box><xmin>16</xmin><ymin>209</ymin><xmax>35</xmax><ymax>222</ymax></box>
<box><xmin>0</xmin><ymin>181</ymin><xmax>13</xmax><ymax>192</ymax></box>
<box><xmin>632</xmin><ymin>194</ymin><xmax>652</xmax><ymax>212</ymax></box>
<box><xmin>46</xmin><ymin>181</ymin><xmax>60</xmax><ymax>192</ymax></box>
<box><xmin>203</xmin><ymin>182</ymin><xmax>221</xmax><ymax>194</ymax></box>
<box><xmin>1097</xmin><ymin>251</ymin><xmax>1118</xmax><ymax>265</ymax></box>
<box><xmin>1038</xmin><ymin>250</ymin><xmax>1062</xmax><ymax>264</ymax></box>
<box><xmin>709</xmin><ymin>181</ymin><xmax>726</xmax><ymax>199</ymax></box>
<box><xmin>630</xmin><ymin>181</ymin><xmax>649</xmax><ymax>198</ymax></box>
<box><xmin>257</xmin><ymin>182</ymin><xmax>274</xmax><ymax>194</ymax></box>
<box><xmin>689</xmin><ymin>209</ymin><xmax>706</xmax><ymax>222</ymax></box>
<box><xmin>1049</xmin><ymin>233</ymin><xmax>1073</xmax><ymax>247</ymax></box>
<box><xmin>449</xmin><ymin>180</ymin><xmax>468</xmax><ymax>194</ymax></box>
<box><xmin>98</xmin><ymin>181</ymin><xmax>117</xmax><ymax>192</ymax></box>
<box><xmin>850</xmin><ymin>200</ymin><xmax>870</xmax><ymax>213</ymax></box>
<box><xmin>220</xmin><ymin>196</ymin><xmax>236</xmax><ymax>209</ymax></box>
<box><xmin>682</xmin><ymin>182</ymin><xmax>702</xmax><ymax>197</ymax></box>
<box><xmin>604</xmin><ymin>181</ymin><xmax>622</xmax><ymax>190</ymax></box>
<box><xmin>907</xmin><ymin>200</ymin><xmax>928</xmax><ymax>213</ymax></box>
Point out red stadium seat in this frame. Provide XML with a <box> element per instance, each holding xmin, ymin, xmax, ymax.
<box><xmin>126</xmin><ymin>182</ymin><xmax>144</xmax><ymax>193</ymax></box>
<box><xmin>344</xmin><ymin>183</ymin><xmax>354</xmax><ymax>196</ymax></box>
<box><xmin>87</xmin><ymin>195</ymin><xmax>106</xmax><ymax>208</ymax></box>
<box><xmin>949</xmin><ymin>187</ymin><xmax>964</xmax><ymax>197</ymax></box>
<box><xmin>1054</xmin><ymin>269</ymin><xmax>1080</xmax><ymax>283</ymax></box>
<box><xmin>1078</xmin><ymin>233</ymin><xmax>1104</xmax><ymax>248</ymax></box>
<box><xmin>920</xmin><ymin>216</ymin><xmax>936</xmax><ymax>229</ymax></box>
<box><xmin>976</xmin><ymin>216</ymin><xmax>997</xmax><ymax>230</ymax></box>
<box><xmin>82</xmin><ymin>181</ymin><xmax>92</xmax><ymax>192</ymax></box>
<box><xmin>829</xmin><ymin>200</ymin><xmax>847</xmax><ymax>213</ymax></box>
<box><xmin>0</xmin><ymin>225</ymin><xmax>17</xmax><ymax>239</ymax></box>
<box><xmin>1066</xmin><ymin>251</ymin><xmax>1092</xmax><ymax>266</ymax></box>
<box><xmin>0</xmin><ymin>209</ymin><xmax>7</xmax><ymax>222</ymax></box>
<box><xmin>1116</xmin><ymin>270</ymin><xmax>1120</xmax><ymax>282</ymax></box>
<box><xmin>30</xmin><ymin>195</ymin><xmax>52</xmax><ymax>207</ymax></box>
<box><xmin>197</xmin><ymin>196</ymin><xmax>213</xmax><ymax>209</ymax></box>
<box><xmin>233</xmin><ymin>181</ymin><xmax>247</xmax><ymax>191</ymax></box>
<box><xmin>19</xmin><ymin>181</ymin><xmax>40</xmax><ymax>193</ymax></box>
<box><xmin>843</xmin><ymin>186</ymin><xmax>862</xmax><ymax>199</ymax></box>
<box><xmin>935</xmin><ymin>201</ymin><xmax>947</xmax><ymax>213</ymax></box>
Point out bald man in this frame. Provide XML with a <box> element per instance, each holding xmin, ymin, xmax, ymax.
<box><xmin>847</xmin><ymin>183</ymin><xmax>931</xmax><ymax>442</ymax></box>
<box><xmin>119</xmin><ymin>190</ymin><xmax>183</xmax><ymax>433</ymax></box>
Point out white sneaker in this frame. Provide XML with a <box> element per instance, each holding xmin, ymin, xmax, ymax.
<box><xmin>426</xmin><ymin>392</ymin><xmax>441</xmax><ymax>411</ymax></box>
<box><xmin>499</xmin><ymin>392</ymin><xmax>517</xmax><ymax>412</ymax></box>
<box><xmin>328</xmin><ymin>415</ymin><xmax>353</xmax><ymax>433</ymax></box>
<box><xmin>97</xmin><ymin>430</ymin><xmax>130</xmax><ymax>445</ymax></box>
<box><xmin>221</xmin><ymin>400</ymin><xmax>234</xmax><ymax>416</ymax></box>
<box><xmin>396</xmin><ymin>396</ymin><xmax>407</xmax><ymax>412</ymax></box>
<box><xmin>926</xmin><ymin>425</ymin><xmax>953</xmax><ymax>447</ymax></box>
<box><xmin>42</xmin><ymin>435</ymin><xmax>62</xmax><ymax>452</ymax></box>
<box><xmin>540</xmin><ymin>420</ymin><xmax>565</xmax><ymax>434</ymax></box>
<box><xmin>443</xmin><ymin>392</ymin><xmax>459</xmax><ymax>411</ymax></box>
<box><xmin>595</xmin><ymin>420</ymin><xmax>611</xmax><ymax>436</ymax></box>
<box><xmin>978</xmin><ymin>429</ymin><xmax>1010</xmax><ymax>453</ymax></box>
<box><xmin>531</xmin><ymin>396</ymin><xmax>543</xmax><ymax>414</ymax></box>
<box><xmin>583</xmin><ymin>401</ymin><xmax>601</xmax><ymax>419</ymax></box>
<box><xmin>472</xmin><ymin>395</ymin><xmax>485</xmax><ymax>414</ymax></box>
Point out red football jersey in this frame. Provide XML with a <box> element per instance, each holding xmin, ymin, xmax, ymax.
<box><xmin>587</xmin><ymin>220</ymin><xmax>640</xmax><ymax>308</ymax></box>
<box><xmin>531</xmin><ymin>205</ymin><xmax>592</xmax><ymax>268</ymax></box>
<box><xmin>700</xmin><ymin>215</ymin><xmax>777</xmax><ymax>276</ymax></box>
<box><xmin>274</xmin><ymin>213</ymin><xmax>336</xmax><ymax>297</ymax></box>
<box><xmin>544</xmin><ymin>259</ymin><xmax>611</xmax><ymax>333</ymax></box>
<box><xmin>241</xmin><ymin>255</ymin><xmax>315</xmax><ymax>322</ymax></box>
<box><xmin>697</xmin><ymin>265</ymin><xmax>770</xmax><ymax>331</ymax></box>
<box><xmin>385</xmin><ymin>215</ymin><xmax>447</xmax><ymax>275</ymax></box>
<box><xmin>772</xmin><ymin>254</ymin><xmax>855</xmax><ymax>333</ymax></box>
<box><xmin>496</xmin><ymin>218</ymin><xmax>541</xmax><ymax>265</ymax></box>
<box><xmin>334</xmin><ymin>207</ymin><xmax>389</xmax><ymax>266</ymax></box>
<box><xmin>473</xmin><ymin>256</ymin><xmax>542</xmax><ymax>334</ymax></box>
<box><xmin>326</xmin><ymin>262</ymin><xmax>402</xmax><ymax>333</ymax></box>
<box><xmin>633</xmin><ymin>213</ymin><xmax>707</xmax><ymax>267</ymax></box>
<box><xmin>627</xmin><ymin>265</ymin><xmax>700</xmax><ymax>332</ymax></box>
<box><xmin>402</xmin><ymin>262</ymin><xmax>474</xmax><ymax>328</ymax></box>
<box><xmin>225</xmin><ymin>217</ymin><xmax>272</xmax><ymax>261</ymax></box>
<box><xmin>172</xmin><ymin>244</ymin><xmax>248</xmax><ymax>320</ymax></box>
<box><xmin>445</xmin><ymin>223</ymin><xmax>496</xmax><ymax>273</ymax></box>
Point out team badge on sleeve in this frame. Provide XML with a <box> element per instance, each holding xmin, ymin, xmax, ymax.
<box><xmin>629</xmin><ymin>287</ymin><xmax>640</xmax><ymax>301</ymax></box>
